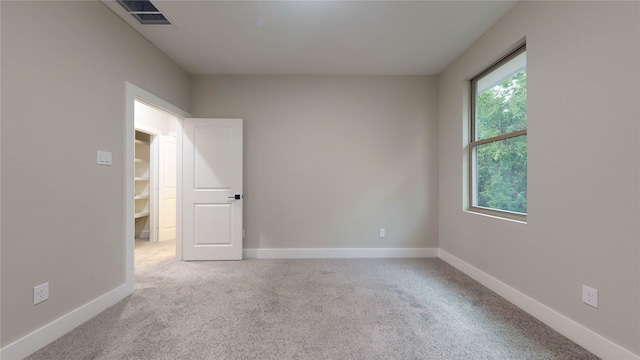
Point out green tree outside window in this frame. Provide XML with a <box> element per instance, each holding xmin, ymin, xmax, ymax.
<box><xmin>471</xmin><ymin>47</ymin><xmax>527</xmax><ymax>215</ymax></box>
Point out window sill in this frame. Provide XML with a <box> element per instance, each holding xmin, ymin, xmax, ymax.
<box><xmin>465</xmin><ymin>207</ymin><xmax>527</xmax><ymax>224</ymax></box>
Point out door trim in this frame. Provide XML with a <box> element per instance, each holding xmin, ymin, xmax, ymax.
<box><xmin>125</xmin><ymin>82</ymin><xmax>190</xmax><ymax>292</ymax></box>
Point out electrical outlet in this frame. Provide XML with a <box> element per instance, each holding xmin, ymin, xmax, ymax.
<box><xmin>582</xmin><ymin>285</ymin><xmax>598</xmax><ymax>308</ymax></box>
<box><xmin>34</xmin><ymin>282</ymin><xmax>49</xmax><ymax>305</ymax></box>
<box><xmin>379</xmin><ymin>228</ymin><xmax>386</xmax><ymax>238</ymax></box>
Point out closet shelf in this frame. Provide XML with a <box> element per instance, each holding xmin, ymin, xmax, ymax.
<box><xmin>134</xmin><ymin>130</ymin><xmax>152</xmax><ymax>240</ymax></box>
<box><xmin>134</xmin><ymin>211</ymin><xmax>150</xmax><ymax>219</ymax></box>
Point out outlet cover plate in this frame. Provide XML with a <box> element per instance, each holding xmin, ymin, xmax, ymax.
<box><xmin>34</xmin><ymin>282</ymin><xmax>49</xmax><ymax>305</ymax></box>
<box><xmin>582</xmin><ymin>285</ymin><xmax>598</xmax><ymax>308</ymax></box>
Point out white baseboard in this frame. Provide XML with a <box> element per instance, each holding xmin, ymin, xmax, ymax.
<box><xmin>244</xmin><ymin>247</ymin><xmax>438</xmax><ymax>259</ymax></box>
<box><xmin>438</xmin><ymin>249</ymin><xmax>639</xmax><ymax>360</ymax></box>
<box><xmin>0</xmin><ymin>284</ymin><xmax>131</xmax><ymax>360</ymax></box>
<box><xmin>4</xmin><ymin>249</ymin><xmax>636</xmax><ymax>360</ymax></box>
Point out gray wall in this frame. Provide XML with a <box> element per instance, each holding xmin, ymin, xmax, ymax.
<box><xmin>1</xmin><ymin>1</ymin><xmax>190</xmax><ymax>347</ymax></box>
<box><xmin>191</xmin><ymin>76</ymin><xmax>439</xmax><ymax>250</ymax></box>
<box><xmin>438</xmin><ymin>1</ymin><xmax>640</xmax><ymax>353</ymax></box>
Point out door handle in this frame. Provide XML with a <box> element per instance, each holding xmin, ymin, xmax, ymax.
<box><xmin>228</xmin><ymin>194</ymin><xmax>242</xmax><ymax>200</ymax></box>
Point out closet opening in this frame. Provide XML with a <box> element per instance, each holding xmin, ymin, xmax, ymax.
<box><xmin>134</xmin><ymin>99</ymin><xmax>178</xmax><ymax>268</ymax></box>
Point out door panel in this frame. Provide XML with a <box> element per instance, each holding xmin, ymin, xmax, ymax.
<box><xmin>158</xmin><ymin>136</ymin><xmax>177</xmax><ymax>242</ymax></box>
<box><xmin>181</xmin><ymin>118</ymin><xmax>243</xmax><ymax>261</ymax></box>
<box><xmin>194</xmin><ymin>127</ymin><xmax>235</xmax><ymax>189</ymax></box>
<box><xmin>194</xmin><ymin>204</ymin><xmax>232</xmax><ymax>245</ymax></box>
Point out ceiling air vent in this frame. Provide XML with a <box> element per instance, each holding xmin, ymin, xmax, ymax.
<box><xmin>116</xmin><ymin>0</ymin><xmax>171</xmax><ymax>25</ymax></box>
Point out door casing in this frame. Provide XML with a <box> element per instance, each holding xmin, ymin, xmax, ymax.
<box><xmin>125</xmin><ymin>82</ymin><xmax>191</xmax><ymax>292</ymax></box>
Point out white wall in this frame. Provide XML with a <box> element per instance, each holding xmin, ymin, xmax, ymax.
<box><xmin>135</xmin><ymin>100</ymin><xmax>178</xmax><ymax>136</ymax></box>
<box><xmin>1</xmin><ymin>1</ymin><xmax>189</xmax><ymax>348</ymax></box>
<box><xmin>191</xmin><ymin>76</ymin><xmax>439</xmax><ymax>251</ymax></box>
<box><xmin>438</xmin><ymin>1</ymin><xmax>639</xmax><ymax>355</ymax></box>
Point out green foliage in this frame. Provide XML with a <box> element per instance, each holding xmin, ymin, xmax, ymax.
<box><xmin>475</xmin><ymin>71</ymin><xmax>527</xmax><ymax>214</ymax></box>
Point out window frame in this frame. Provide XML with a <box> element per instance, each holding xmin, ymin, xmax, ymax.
<box><xmin>468</xmin><ymin>44</ymin><xmax>527</xmax><ymax>222</ymax></box>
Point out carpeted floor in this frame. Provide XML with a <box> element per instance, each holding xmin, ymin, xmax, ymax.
<box><xmin>133</xmin><ymin>238</ymin><xmax>177</xmax><ymax>270</ymax></box>
<box><xmin>27</xmin><ymin>241</ymin><xmax>598</xmax><ymax>360</ymax></box>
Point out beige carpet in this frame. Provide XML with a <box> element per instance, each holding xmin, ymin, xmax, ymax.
<box><xmin>134</xmin><ymin>238</ymin><xmax>176</xmax><ymax>270</ymax></box>
<box><xmin>27</xmin><ymin>242</ymin><xmax>597</xmax><ymax>359</ymax></box>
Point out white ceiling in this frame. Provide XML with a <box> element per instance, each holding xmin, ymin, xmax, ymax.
<box><xmin>101</xmin><ymin>0</ymin><xmax>518</xmax><ymax>75</ymax></box>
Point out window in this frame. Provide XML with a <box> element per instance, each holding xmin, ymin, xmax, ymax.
<box><xmin>470</xmin><ymin>45</ymin><xmax>527</xmax><ymax>219</ymax></box>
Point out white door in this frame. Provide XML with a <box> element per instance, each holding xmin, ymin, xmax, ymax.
<box><xmin>158</xmin><ymin>135</ymin><xmax>177</xmax><ymax>242</ymax></box>
<box><xmin>179</xmin><ymin>118</ymin><xmax>243</xmax><ymax>261</ymax></box>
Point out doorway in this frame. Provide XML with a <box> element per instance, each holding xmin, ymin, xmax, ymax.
<box><xmin>134</xmin><ymin>100</ymin><xmax>178</xmax><ymax>268</ymax></box>
<box><xmin>124</xmin><ymin>82</ymin><xmax>191</xmax><ymax>291</ymax></box>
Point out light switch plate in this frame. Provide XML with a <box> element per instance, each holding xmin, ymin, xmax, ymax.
<box><xmin>97</xmin><ymin>150</ymin><xmax>112</xmax><ymax>166</ymax></box>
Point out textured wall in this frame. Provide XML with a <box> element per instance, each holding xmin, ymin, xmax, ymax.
<box><xmin>438</xmin><ymin>1</ymin><xmax>640</xmax><ymax>354</ymax></box>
